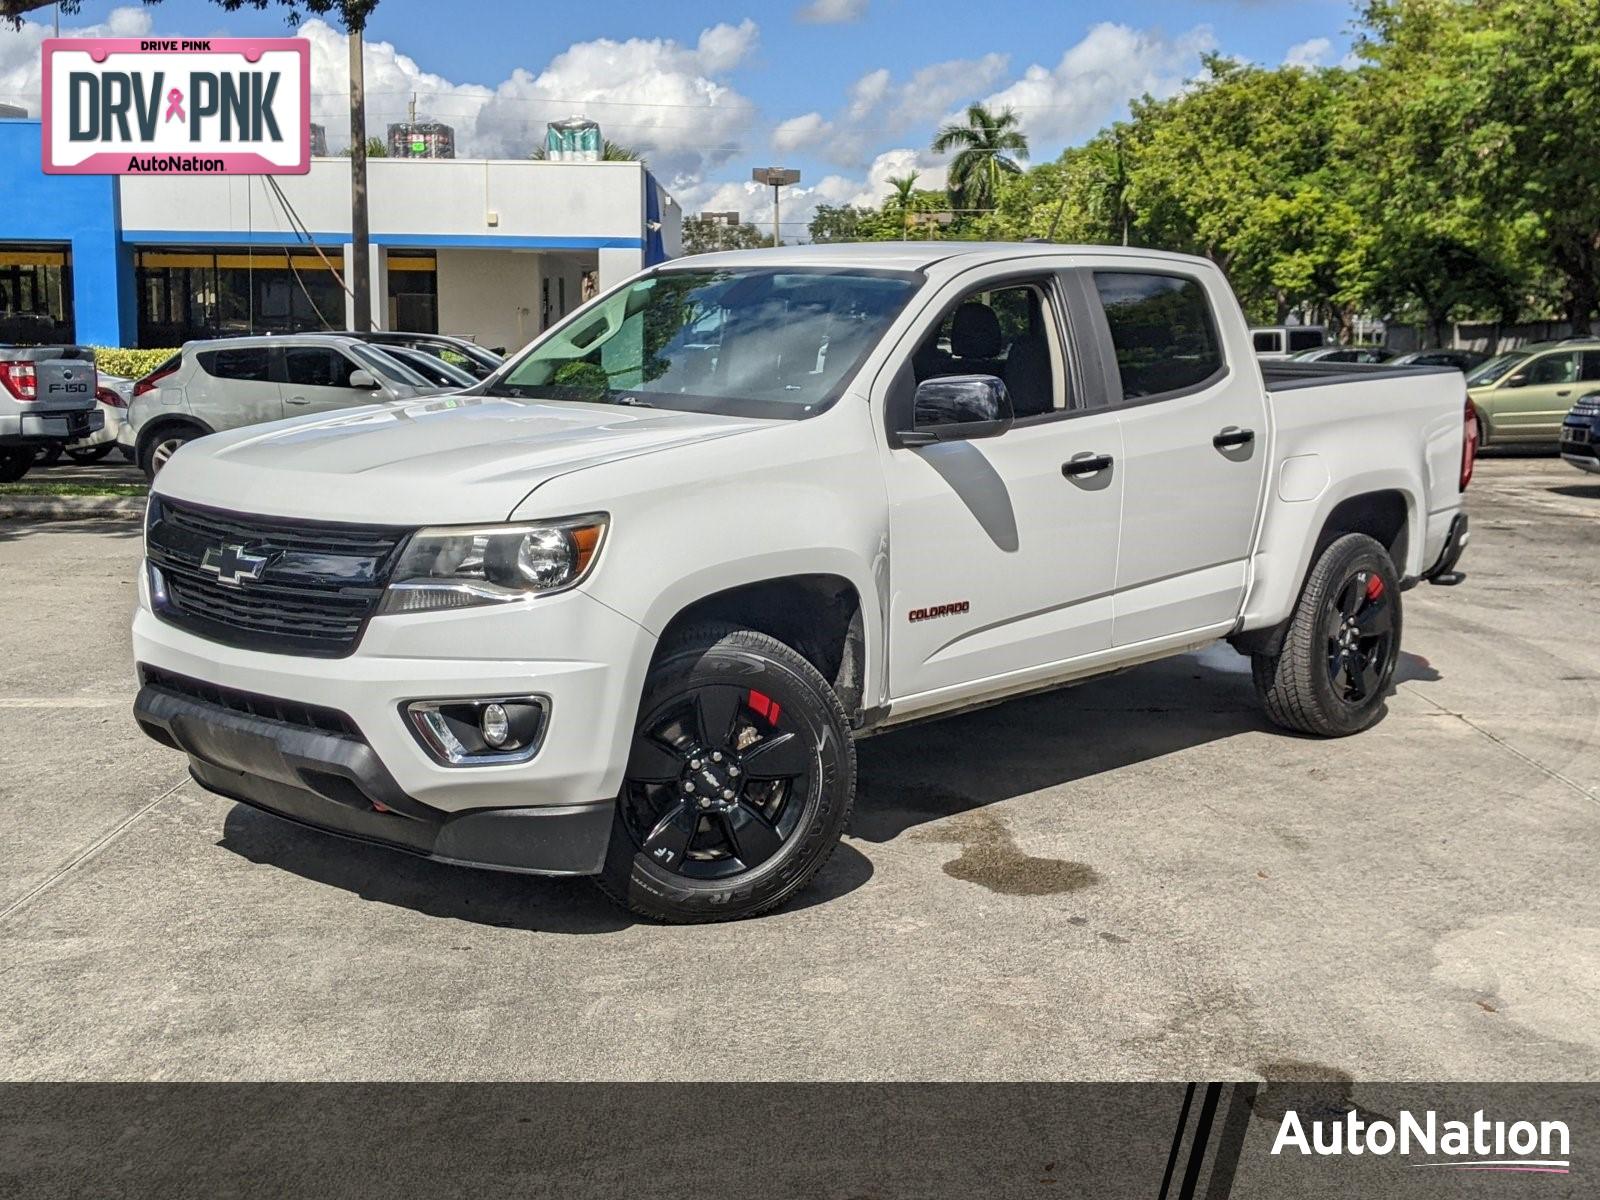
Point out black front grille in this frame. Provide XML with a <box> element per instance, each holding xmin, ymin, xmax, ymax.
<box><xmin>138</xmin><ymin>665</ymin><xmax>361</xmax><ymax>737</ymax></box>
<box><xmin>146</xmin><ymin>497</ymin><xmax>411</xmax><ymax>657</ymax></box>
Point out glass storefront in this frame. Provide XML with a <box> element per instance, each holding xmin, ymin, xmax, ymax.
<box><xmin>0</xmin><ymin>243</ymin><xmax>74</xmax><ymax>345</ymax></box>
<box><xmin>136</xmin><ymin>247</ymin><xmax>346</xmax><ymax>345</ymax></box>
<box><xmin>135</xmin><ymin>248</ymin><xmax>438</xmax><ymax>344</ymax></box>
<box><xmin>387</xmin><ymin>251</ymin><xmax>438</xmax><ymax>333</ymax></box>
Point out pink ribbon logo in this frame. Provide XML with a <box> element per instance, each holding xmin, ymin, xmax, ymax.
<box><xmin>164</xmin><ymin>88</ymin><xmax>185</xmax><ymax>123</ymax></box>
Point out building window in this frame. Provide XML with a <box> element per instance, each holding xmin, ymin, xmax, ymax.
<box><xmin>135</xmin><ymin>248</ymin><xmax>345</xmax><ymax>346</ymax></box>
<box><xmin>0</xmin><ymin>243</ymin><xmax>74</xmax><ymax>345</ymax></box>
<box><xmin>386</xmin><ymin>251</ymin><xmax>437</xmax><ymax>333</ymax></box>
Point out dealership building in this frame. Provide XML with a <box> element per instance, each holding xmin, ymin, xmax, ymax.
<box><xmin>0</xmin><ymin>117</ymin><xmax>681</xmax><ymax>353</ymax></box>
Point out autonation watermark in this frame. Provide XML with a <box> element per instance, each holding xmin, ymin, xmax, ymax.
<box><xmin>1272</xmin><ymin>1108</ymin><xmax>1571</xmax><ymax>1174</ymax></box>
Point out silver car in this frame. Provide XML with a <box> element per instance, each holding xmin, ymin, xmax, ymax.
<box><xmin>126</xmin><ymin>334</ymin><xmax>446</xmax><ymax>479</ymax></box>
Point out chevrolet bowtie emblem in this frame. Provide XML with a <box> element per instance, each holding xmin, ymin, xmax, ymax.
<box><xmin>201</xmin><ymin>543</ymin><xmax>269</xmax><ymax>587</ymax></box>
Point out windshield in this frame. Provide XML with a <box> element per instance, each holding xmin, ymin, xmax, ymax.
<box><xmin>1466</xmin><ymin>351</ymin><xmax>1528</xmax><ymax>386</ymax></box>
<box><xmin>486</xmin><ymin>267</ymin><xmax>921</xmax><ymax>419</ymax></box>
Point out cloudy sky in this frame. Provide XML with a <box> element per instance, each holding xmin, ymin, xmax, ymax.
<box><xmin>0</xmin><ymin>0</ymin><xmax>1357</xmax><ymax>237</ymax></box>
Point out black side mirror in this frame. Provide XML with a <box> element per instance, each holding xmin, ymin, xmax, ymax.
<box><xmin>1504</xmin><ymin>372</ymin><xmax>1528</xmax><ymax>389</ymax></box>
<box><xmin>898</xmin><ymin>375</ymin><xmax>1015</xmax><ymax>447</ymax></box>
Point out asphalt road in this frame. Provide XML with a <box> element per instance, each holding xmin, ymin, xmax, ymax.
<box><xmin>2</xmin><ymin>455</ymin><xmax>1597</xmax><ymax>1082</ymax></box>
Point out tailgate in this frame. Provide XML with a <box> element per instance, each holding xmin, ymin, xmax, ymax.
<box><xmin>2</xmin><ymin>345</ymin><xmax>97</xmax><ymax>412</ymax></box>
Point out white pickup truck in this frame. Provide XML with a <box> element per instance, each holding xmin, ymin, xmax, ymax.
<box><xmin>132</xmin><ymin>244</ymin><xmax>1473</xmax><ymax>923</ymax></box>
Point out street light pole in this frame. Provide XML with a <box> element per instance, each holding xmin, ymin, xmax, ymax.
<box><xmin>752</xmin><ymin>167</ymin><xmax>800</xmax><ymax>248</ymax></box>
<box><xmin>348</xmin><ymin>26</ymin><xmax>372</xmax><ymax>332</ymax></box>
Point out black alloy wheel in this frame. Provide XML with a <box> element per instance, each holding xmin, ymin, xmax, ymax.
<box><xmin>1325</xmin><ymin>568</ymin><xmax>1396</xmax><ymax>704</ymax></box>
<box><xmin>597</xmin><ymin>624</ymin><xmax>855</xmax><ymax>923</ymax></box>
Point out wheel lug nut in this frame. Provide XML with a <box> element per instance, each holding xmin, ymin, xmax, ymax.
<box><xmin>689</xmin><ymin>758</ymin><xmax>701</xmax><ymax>770</ymax></box>
<box><xmin>684</xmin><ymin>782</ymin><xmax>695</xmax><ymax>794</ymax></box>
<box><xmin>699</xmin><ymin>797</ymin><xmax>712</xmax><ymax>809</ymax></box>
<box><xmin>727</xmin><ymin>765</ymin><xmax>740</xmax><ymax>777</ymax></box>
<box><xmin>722</xmin><ymin>789</ymin><xmax>735</xmax><ymax>800</ymax></box>
<box><xmin>712</xmin><ymin>751</ymin><xmax>723</xmax><ymax>762</ymax></box>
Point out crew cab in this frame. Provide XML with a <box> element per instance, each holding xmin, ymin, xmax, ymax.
<box><xmin>131</xmin><ymin>244</ymin><xmax>1473</xmax><ymax>923</ymax></box>
<box><xmin>0</xmin><ymin>344</ymin><xmax>103</xmax><ymax>481</ymax></box>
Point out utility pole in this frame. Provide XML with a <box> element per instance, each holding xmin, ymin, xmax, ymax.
<box><xmin>752</xmin><ymin>167</ymin><xmax>800</xmax><ymax>248</ymax></box>
<box><xmin>348</xmin><ymin>26</ymin><xmax>372</xmax><ymax>332</ymax></box>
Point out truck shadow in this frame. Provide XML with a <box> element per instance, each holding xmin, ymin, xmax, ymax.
<box><xmin>217</xmin><ymin>804</ymin><xmax>876</xmax><ymax>933</ymax></box>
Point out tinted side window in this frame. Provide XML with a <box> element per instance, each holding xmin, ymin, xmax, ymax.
<box><xmin>1580</xmin><ymin>351</ymin><xmax>1600</xmax><ymax>382</ymax></box>
<box><xmin>1287</xmin><ymin>329</ymin><xmax>1324</xmax><ymax>352</ymax></box>
<box><xmin>1093</xmin><ymin>272</ymin><xmax>1224</xmax><ymax>400</ymax></box>
<box><xmin>1527</xmin><ymin>352</ymin><xmax>1578</xmax><ymax>386</ymax></box>
<box><xmin>1252</xmin><ymin>331</ymin><xmax>1279</xmax><ymax>353</ymax></box>
<box><xmin>283</xmin><ymin>347</ymin><xmax>359</xmax><ymax>388</ymax></box>
<box><xmin>196</xmin><ymin>347</ymin><xmax>272</xmax><ymax>382</ymax></box>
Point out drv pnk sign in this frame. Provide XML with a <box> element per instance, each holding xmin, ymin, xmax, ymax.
<box><xmin>42</xmin><ymin>38</ymin><xmax>309</xmax><ymax>175</ymax></box>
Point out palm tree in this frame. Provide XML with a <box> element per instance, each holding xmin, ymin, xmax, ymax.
<box><xmin>531</xmin><ymin>139</ymin><xmax>642</xmax><ymax>163</ymax></box>
<box><xmin>887</xmin><ymin>171</ymin><xmax>920</xmax><ymax>240</ymax></box>
<box><xmin>931</xmin><ymin>103</ymin><xmax>1029</xmax><ymax>213</ymax></box>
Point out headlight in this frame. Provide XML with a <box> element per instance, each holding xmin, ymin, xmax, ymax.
<box><xmin>380</xmin><ymin>514</ymin><xmax>607</xmax><ymax>614</ymax></box>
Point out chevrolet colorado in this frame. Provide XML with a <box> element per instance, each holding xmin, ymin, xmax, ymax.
<box><xmin>132</xmin><ymin>244</ymin><xmax>1473</xmax><ymax>923</ymax></box>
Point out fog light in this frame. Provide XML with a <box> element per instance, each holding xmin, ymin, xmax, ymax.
<box><xmin>481</xmin><ymin>702</ymin><xmax>511</xmax><ymax>747</ymax></box>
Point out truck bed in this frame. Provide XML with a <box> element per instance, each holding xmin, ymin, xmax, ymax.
<box><xmin>1260</xmin><ymin>359</ymin><xmax>1460</xmax><ymax>392</ymax></box>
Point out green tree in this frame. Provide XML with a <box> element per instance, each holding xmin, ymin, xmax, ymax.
<box><xmin>1351</xmin><ymin>0</ymin><xmax>1599</xmax><ymax>333</ymax></box>
<box><xmin>530</xmin><ymin>139</ymin><xmax>642</xmax><ymax>163</ymax></box>
<box><xmin>340</xmin><ymin>136</ymin><xmax>387</xmax><ymax>158</ymax></box>
<box><xmin>4</xmin><ymin>0</ymin><xmax>379</xmax><ymax>29</ymax></box>
<box><xmin>681</xmin><ymin>219</ymin><xmax>771</xmax><ymax>256</ymax></box>
<box><xmin>931</xmin><ymin>103</ymin><xmax>1029</xmax><ymax>213</ymax></box>
<box><xmin>887</xmin><ymin>171</ymin><xmax>920</xmax><ymax>239</ymax></box>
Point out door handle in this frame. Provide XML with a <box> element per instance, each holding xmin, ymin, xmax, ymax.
<box><xmin>286</xmin><ymin>395</ymin><xmax>311</xmax><ymax>406</ymax></box>
<box><xmin>1557</xmin><ymin>389</ymin><xmax>1573</xmax><ymax>397</ymax></box>
<box><xmin>1062</xmin><ymin>452</ymin><xmax>1113</xmax><ymax>477</ymax></box>
<box><xmin>1213</xmin><ymin>426</ymin><xmax>1255</xmax><ymax>449</ymax></box>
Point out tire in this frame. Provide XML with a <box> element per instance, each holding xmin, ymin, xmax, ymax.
<box><xmin>0</xmin><ymin>447</ymin><xmax>30</xmax><ymax>483</ymax></box>
<box><xmin>138</xmin><ymin>426</ymin><xmax>197</xmax><ymax>481</ymax></box>
<box><xmin>1252</xmin><ymin>533</ymin><xmax>1402</xmax><ymax>738</ymax></box>
<box><xmin>34</xmin><ymin>441</ymin><xmax>63</xmax><ymax>467</ymax></box>
<box><xmin>65</xmin><ymin>443</ymin><xmax>115</xmax><ymax>464</ymax></box>
<box><xmin>1471</xmin><ymin>403</ymin><xmax>1489</xmax><ymax>449</ymax></box>
<box><xmin>118</xmin><ymin>446</ymin><xmax>136</xmax><ymax>464</ymax></box>
<box><xmin>595</xmin><ymin>623</ymin><xmax>856</xmax><ymax>923</ymax></box>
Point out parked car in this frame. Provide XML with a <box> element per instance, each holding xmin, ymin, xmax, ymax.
<box><xmin>54</xmin><ymin>373</ymin><xmax>133</xmax><ymax>465</ymax></box>
<box><xmin>126</xmin><ymin>334</ymin><xmax>447</xmax><ymax>480</ymax></box>
<box><xmin>370</xmin><ymin>344</ymin><xmax>479</xmax><ymax>390</ymax></box>
<box><xmin>1465</xmin><ymin>340</ymin><xmax>1600</xmax><ymax>447</ymax></box>
<box><xmin>335</xmin><ymin>331</ymin><xmax>505</xmax><ymax>379</ymax></box>
<box><xmin>0</xmin><ymin>344</ymin><xmax>103</xmax><ymax>482</ymax></box>
<box><xmin>1251</xmin><ymin>325</ymin><xmax>1327</xmax><ymax>358</ymax></box>
<box><xmin>1559</xmin><ymin>392</ymin><xmax>1600</xmax><ymax>474</ymax></box>
<box><xmin>1289</xmin><ymin>346</ymin><xmax>1396</xmax><ymax>364</ymax></box>
<box><xmin>1390</xmin><ymin>349</ymin><xmax>1488</xmax><ymax>372</ymax></box>
<box><xmin>132</xmin><ymin>244</ymin><xmax>1471</xmax><ymax>923</ymax></box>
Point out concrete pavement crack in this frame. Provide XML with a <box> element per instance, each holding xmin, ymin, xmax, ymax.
<box><xmin>0</xmin><ymin>776</ymin><xmax>189</xmax><ymax>927</ymax></box>
<box><xmin>1402</xmin><ymin>683</ymin><xmax>1599</xmax><ymax>807</ymax></box>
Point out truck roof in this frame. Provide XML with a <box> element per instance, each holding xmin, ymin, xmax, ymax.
<box><xmin>669</xmin><ymin>241</ymin><xmax>1220</xmax><ymax>274</ymax></box>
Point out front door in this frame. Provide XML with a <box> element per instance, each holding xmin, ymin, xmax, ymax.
<box><xmin>278</xmin><ymin>345</ymin><xmax>380</xmax><ymax>415</ymax></box>
<box><xmin>1082</xmin><ymin>268</ymin><xmax>1271</xmax><ymax>646</ymax></box>
<box><xmin>880</xmin><ymin>270</ymin><xmax>1124</xmax><ymax>709</ymax></box>
<box><xmin>1491</xmin><ymin>350</ymin><xmax>1596</xmax><ymax>442</ymax></box>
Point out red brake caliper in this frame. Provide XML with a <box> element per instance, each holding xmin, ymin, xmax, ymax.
<box><xmin>747</xmin><ymin>689</ymin><xmax>782</xmax><ymax>726</ymax></box>
<box><xmin>1365</xmin><ymin>574</ymin><xmax>1385</xmax><ymax>601</ymax></box>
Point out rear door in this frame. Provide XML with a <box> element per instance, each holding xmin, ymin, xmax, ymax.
<box><xmin>192</xmin><ymin>346</ymin><xmax>282</xmax><ymax>431</ymax></box>
<box><xmin>1083</xmin><ymin>267</ymin><xmax>1271</xmax><ymax>646</ymax></box>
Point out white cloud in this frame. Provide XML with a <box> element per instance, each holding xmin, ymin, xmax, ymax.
<box><xmin>772</xmin><ymin>111</ymin><xmax>834</xmax><ymax>154</ymax></box>
<box><xmin>975</xmin><ymin>22</ymin><xmax>1217</xmax><ymax>146</ymax></box>
<box><xmin>1284</xmin><ymin>37</ymin><xmax>1332</xmax><ymax>68</ymax></box>
<box><xmin>796</xmin><ymin>0</ymin><xmax>869</xmax><ymax>25</ymax></box>
<box><xmin>847</xmin><ymin>68</ymin><xmax>891</xmax><ymax>121</ymax></box>
<box><xmin>0</xmin><ymin>5</ymin><xmax>153</xmax><ymax>116</ymax></box>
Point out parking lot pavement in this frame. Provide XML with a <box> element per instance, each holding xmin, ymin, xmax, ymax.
<box><xmin>2</xmin><ymin>455</ymin><xmax>1597</xmax><ymax>1083</ymax></box>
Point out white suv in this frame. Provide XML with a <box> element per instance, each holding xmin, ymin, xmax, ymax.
<box><xmin>127</xmin><ymin>334</ymin><xmax>446</xmax><ymax>479</ymax></box>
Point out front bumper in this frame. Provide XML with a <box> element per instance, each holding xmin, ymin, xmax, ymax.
<box><xmin>1560</xmin><ymin>416</ymin><xmax>1600</xmax><ymax>474</ymax></box>
<box><xmin>135</xmin><ymin>678</ymin><xmax>615</xmax><ymax>874</ymax></box>
<box><xmin>131</xmin><ymin>574</ymin><xmax>658</xmax><ymax>876</ymax></box>
<box><xmin>0</xmin><ymin>408</ymin><xmax>104</xmax><ymax>445</ymax></box>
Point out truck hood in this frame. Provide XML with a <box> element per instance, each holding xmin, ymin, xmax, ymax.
<box><xmin>154</xmin><ymin>394</ymin><xmax>772</xmax><ymax>524</ymax></box>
